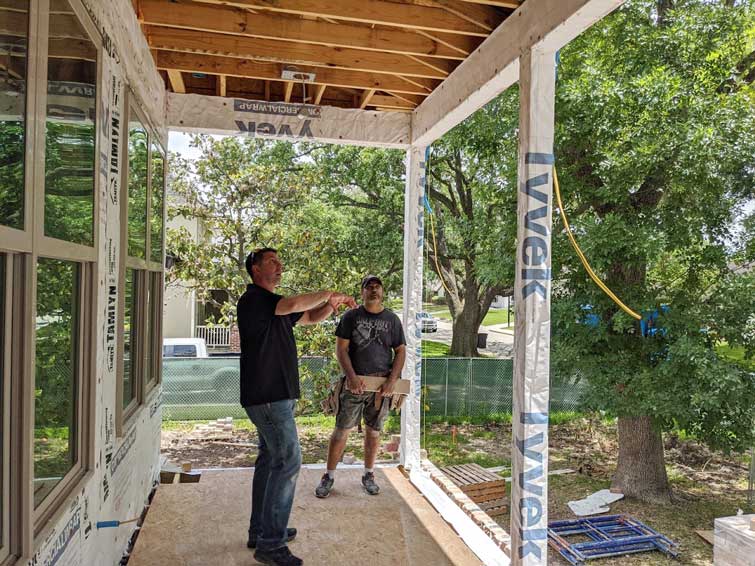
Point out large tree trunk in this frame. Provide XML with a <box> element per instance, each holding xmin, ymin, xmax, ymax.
<box><xmin>450</xmin><ymin>308</ymin><xmax>481</xmax><ymax>357</ymax></box>
<box><xmin>611</xmin><ymin>416</ymin><xmax>672</xmax><ymax>503</ymax></box>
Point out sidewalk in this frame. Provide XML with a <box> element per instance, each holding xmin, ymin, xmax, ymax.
<box><xmin>483</xmin><ymin>324</ymin><xmax>514</xmax><ymax>335</ymax></box>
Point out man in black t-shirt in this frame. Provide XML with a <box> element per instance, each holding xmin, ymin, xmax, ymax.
<box><xmin>314</xmin><ymin>275</ymin><xmax>406</xmax><ymax>499</ymax></box>
<box><xmin>237</xmin><ymin>248</ymin><xmax>356</xmax><ymax>566</ymax></box>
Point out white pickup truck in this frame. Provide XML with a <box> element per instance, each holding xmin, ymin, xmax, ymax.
<box><xmin>162</xmin><ymin>337</ymin><xmax>209</xmax><ymax>358</ymax></box>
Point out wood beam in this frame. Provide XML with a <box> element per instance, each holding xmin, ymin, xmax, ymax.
<box><xmin>216</xmin><ymin>74</ymin><xmax>227</xmax><ymax>96</ymax></box>
<box><xmin>264</xmin><ymin>80</ymin><xmax>271</xmax><ymax>101</ymax></box>
<box><xmin>283</xmin><ymin>81</ymin><xmax>294</xmax><ymax>102</ymax></box>
<box><xmin>457</xmin><ymin>0</ymin><xmax>520</xmax><ymax>7</ymax></box>
<box><xmin>368</xmin><ymin>94</ymin><xmax>416</xmax><ymax>109</ymax></box>
<box><xmin>412</xmin><ymin>0</ymin><xmax>624</xmax><ymax>145</ymax></box>
<box><xmin>313</xmin><ymin>84</ymin><xmax>326</xmax><ymax>104</ymax></box>
<box><xmin>139</xmin><ymin>1</ymin><xmax>475</xmax><ymax>60</ymax></box>
<box><xmin>358</xmin><ymin>89</ymin><xmax>376</xmax><ymax>109</ymax></box>
<box><xmin>144</xmin><ymin>25</ymin><xmax>454</xmax><ymax>79</ymax></box>
<box><xmin>193</xmin><ymin>0</ymin><xmax>493</xmax><ymax>36</ymax></box>
<box><xmin>156</xmin><ymin>50</ymin><xmax>438</xmax><ymax>95</ymax></box>
<box><xmin>167</xmin><ymin>69</ymin><xmax>186</xmax><ymax>93</ymax></box>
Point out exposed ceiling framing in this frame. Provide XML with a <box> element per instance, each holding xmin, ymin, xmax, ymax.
<box><xmin>133</xmin><ymin>0</ymin><xmax>523</xmax><ymax>111</ymax></box>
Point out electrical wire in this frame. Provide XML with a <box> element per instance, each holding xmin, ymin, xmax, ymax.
<box><xmin>553</xmin><ymin>166</ymin><xmax>641</xmax><ymax>320</ymax></box>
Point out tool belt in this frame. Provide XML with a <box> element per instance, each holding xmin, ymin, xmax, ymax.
<box><xmin>320</xmin><ymin>375</ymin><xmax>407</xmax><ymax>416</ymax></box>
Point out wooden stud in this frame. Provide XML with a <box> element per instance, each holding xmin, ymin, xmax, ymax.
<box><xmin>313</xmin><ymin>84</ymin><xmax>326</xmax><ymax>104</ymax></box>
<box><xmin>358</xmin><ymin>89</ymin><xmax>376</xmax><ymax>109</ymax></box>
<box><xmin>193</xmin><ymin>0</ymin><xmax>492</xmax><ymax>36</ymax></box>
<box><xmin>139</xmin><ymin>0</ymin><xmax>477</xmax><ymax>59</ymax></box>
<box><xmin>167</xmin><ymin>69</ymin><xmax>186</xmax><ymax>93</ymax></box>
<box><xmin>216</xmin><ymin>74</ymin><xmax>226</xmax><ymax>96</ymax></box>
<box><xmin>283</xmin><ymin>81</ymin><xmax>294</xmax><ymax>102</ymax></box>
<box><xmin>264</xmin><ymin>80</ymin><xmax>271</xmax><ymax>101</ymax></box>
<box><xmin>144</xmin><ymin>26</ymin><xmax>454</xmax><ymax>79</ymax></box>
<box><xmin>155</xmin><ymin>51</ymin><xmax>438</xmax><ymax>95</ymax></box>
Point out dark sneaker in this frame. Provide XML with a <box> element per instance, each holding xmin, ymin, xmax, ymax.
<box><xmin>247</xmin><ymin>528</ymin><xmax>297</xmax><ymax>549</ymax></box>
<box><xmin>362</xmin><ymin>472</ymin><xmax>380</xmax><ymax>495</ymax></box>
<box><xmin>314</xmin><ymin>473</ymin><xmax>334</xmax><ymax>498</ymax></box>
<box><xmin>253</xmin><ymin>546</ymin><xmax>303</xmax><ymax>566</ymax></box>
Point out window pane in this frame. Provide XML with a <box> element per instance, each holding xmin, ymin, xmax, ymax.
<box><xmin>0</xmin><ymin>1</ymin><xmax>28</xmax><ymax>230</ymax></box>
<box><xmin>0</xmin><ymin>255</ymin><xmax>5</xmax><ymax>542</ymax></box>
<box><xmin>150</xmin><ymin>146</ymin><xmax>164</xmax><ymax>262</ymax></box>
<box><xmin>127</xmin><ymin>115</ymin><xmax>148</xmax><ymax>258</ymax></box>
<box><xmin>44</xmin><ymin>2</ymin><xmax>97</xmax><ymax>245</ymax></box>
<box><xmin>123</xmin><ymin>269</ymin><xmax>136</xmax><ymax>408</ymax></box>
<box><xmin>34</xmin><ymin>258</ymin><xmax>79</xmax><ymax>507</ymax></box>
<box><xmin>144</xmin><ymin>279</ymin><xmax>151</xmax><ymax>384</ymax></box>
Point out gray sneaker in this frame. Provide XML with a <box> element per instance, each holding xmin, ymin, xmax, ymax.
<box><xmin>315</xmin><ymin>473</ymin><xmax>334</xmax><ymax>498</ymax></box>
<box><xmin>362</xmin><ymin>472</ymin><xmax>380</xmax><ymax>495</ymax></box>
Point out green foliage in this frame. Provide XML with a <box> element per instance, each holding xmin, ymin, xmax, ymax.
<box><xmin>550</xmin><ymin>0</ymin><xmax>755</xmax><ymax>453</ymax></box>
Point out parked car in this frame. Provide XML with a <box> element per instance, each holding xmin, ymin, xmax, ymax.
<box><xmin>418</xmin><ymin>311</ymin><xmax>439</xmax><ymax>333</ymax></box>
<box><xmin>163</xmin><ymin>337</ymin><xmax>209</xmax><ymax>358</ymax></box>
<box><xmin>162</xmin><ymin>338</ymin><xmax>238</xmax><ymax>403</ymax></box>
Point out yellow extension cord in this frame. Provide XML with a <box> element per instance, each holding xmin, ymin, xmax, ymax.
<box><xmin>424</xmin><ymin>166</ymin><xmax>641</xmax><ymax>321</ymax></box>
<box><xmin>553</xmin><ymin>166</ymin><xmax>641</xmax><ymax>320</ymax></box>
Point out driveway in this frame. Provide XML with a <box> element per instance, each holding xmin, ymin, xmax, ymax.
<box><xmin>425</xmin><ymin>319</ymin><xmax>514</xmax><ymax>358</ymax></box>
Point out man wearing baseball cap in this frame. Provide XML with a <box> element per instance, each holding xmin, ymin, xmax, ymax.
<box><xmin>315</xmin><ymin>275</ymin><xmax>406</xmax><ymax>498</ymax></box>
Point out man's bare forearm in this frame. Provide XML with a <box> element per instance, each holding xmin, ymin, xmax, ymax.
<box><xmin>305</xmin><ymin>302</ymin><xmax>334</xmax><ymax>324</ymax></box>
<box><xmin>276</xmin><ymin>291</ymin><xmax>331</xmax><ymax>315</ymax></box>
<box><xmin>336</xmin><ymin>347</ymin><xmax>357</xmax><ymax>380</ymax></box>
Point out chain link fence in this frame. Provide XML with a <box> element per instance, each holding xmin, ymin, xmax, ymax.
<box><xmin>162</xmin><ymin>356</ymin><xmax>587</xmax><ymax>421</ymax></box>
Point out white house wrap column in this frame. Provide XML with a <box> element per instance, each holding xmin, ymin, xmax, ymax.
<box><xmin>510</xmin><ymin>46</ymin><xmax>556</xmax><ymax>566</ymax></box>
<box><xmin>400</xmin><ymin>145</ymin><xmax>427</xmax><ymax>471</ymax></box>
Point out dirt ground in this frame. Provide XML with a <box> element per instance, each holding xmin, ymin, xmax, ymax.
<box><xmin>161</xmin><ymin>415</ymin><xmax>753</xmax><ymax>565</ymax></box>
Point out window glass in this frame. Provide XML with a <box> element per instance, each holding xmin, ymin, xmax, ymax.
<box><xmin>0</xmin><ymin>0</ymin><xmax>29</xmax><ymax>230</ymax></box>
<box><xmin>144</xmin><ymin>279</ymin><xmax>151</xmax><ymax>384</ymax></box>
<box><xmin>150</xmin><ymin>146</ymin><xmax>164</xmax><ymax>262</ymax></box>
<box><xmin>127</xmin><ymin>116</ymin><xmax>148</xmax><ymax>258</ymax></box>
<box><xmin>163</xmin><ymin>345</ymin><xmax>196</xmax><ymax>358</ymax></box>
<box><xmin>44</xmin><ymin>1</ymin><xmax>97</xmax><ymax>245</ymax></box>
<box><xmin>123</xmin><ymin>269</ymin><xmax>136</xmax><ymax>408</ymax></box>
<box><xmin>34</xmin><ymin>258</ymin><xmax>79</xmax><ymax>507</ymax></box>
<box><xmin>0</xmin><ymin>255</ymin><xmax>5</xmax><ymax>541</ymax></box>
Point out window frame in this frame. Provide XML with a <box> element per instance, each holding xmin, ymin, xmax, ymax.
<box><xmin>26</xmin><ymin>0</ymin><xmax>99</xmax><ymax>542</ymax></box>
<box><xmin>0</xmin><ymin>0</ymin><xmax>35</xmax><ymax>254</ymax></box>
<box><xmin>0</xmin><ymin>254</ymin><xmax>11</xmax><ymax>563</ymax></box>
<box><xmin>117</xmin><ymin>94</ymin><xmax>165</xmax><ymax>433</ymax></box>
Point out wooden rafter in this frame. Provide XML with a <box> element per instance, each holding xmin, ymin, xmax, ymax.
<box><xmin>368</xmin><ymin>94</ymin><xmax>416</xmax><ymax>109</ymax></box>
<box><xmin>155</xmin><ymin>51</ymin><xmax>438</xmax><ymax>95</ymax></box>
<box><xmin>138</xmin><ymin>1</ymin><xmax>477</xmax><ymax>60</ymax></box>
<box><xmin>264</xmin><ymin>80</ymin><xmax>271</xmax><ymax>101</ymax></box>
<box><xmin>358</xmin><ymin>89</ymin><xmax>376</xmax><ymax>109</ymax></box>
<box><xmin>313</xmin><ymin>84</ymin><xmax>326</xmax><ymax>104</ymax></box>
<box><xmin>457</xmin><ymin>0</ymin><xmax>520</xmax><ymax>7</ymax></box>
<box><xmin>283</xmin><ymin>81</ymin><xmax>294</xmax><ymax>102</ymax></box>
<box><xmin>191</xmin><ymin>0</ymin><xmax>495</xmax><ymax>36</ymax></box>
<box><xmin>144</xmin><ymin>26</ymin><xmax>454</xmax><ymax>79</ymax></box>
<box><xmin>216</xmin><ymin>74</ymin><xmax>226</xmax><ymax>96</ymax></box>
<box><xmin>167</xmin><ymin>69</ymin><xmax>185</xmax><ymax>93</ymax></box>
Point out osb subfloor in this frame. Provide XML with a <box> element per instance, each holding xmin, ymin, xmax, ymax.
<box><xmin>129</xmin><ymin>468</ymin><xmax>482</xmax><ymax>566</ymax></box>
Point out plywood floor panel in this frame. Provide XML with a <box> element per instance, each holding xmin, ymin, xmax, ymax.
<box><xmin>129</xmin><ymin>468</ymin><xmax>482</xmax><ymax>566</ymax></box>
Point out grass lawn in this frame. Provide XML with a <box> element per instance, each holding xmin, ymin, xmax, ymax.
<box><xmin>716</xmin><ymin>342</ymin><xmax>755</xmax><ymax>371</ymax></box>
<box><xmin>421</xmin><ymin>339</ymin><xmax>450</xmax><ymax>357</ymax></box>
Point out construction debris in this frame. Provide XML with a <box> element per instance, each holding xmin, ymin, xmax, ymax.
<box><xmin>189</xmin><ymin>417</ymin><xmax>235</xmax><ymax>440</ymax></box>
<box><xmin>567</xmin><ymin>489</ymin><xmax>624</xmax><ymax>516</ymax></box>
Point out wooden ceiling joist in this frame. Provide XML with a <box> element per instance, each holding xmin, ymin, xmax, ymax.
<box><xmin>193</xmin><ymin>0</ymin><xmax>500</xmax><ymax>36</ymax></box>
<box><xmin>283</xmin><ymin>81</ymin><xmax>294</xmax><ymax>102</ymax></box>
<box><xmin>144</xmin><ymin>26</ymin><xmax>455</xmax><ymax>79</ymax></box>
<box><xmin>166</xmin><ymin>69</ymin><xmax>186</xmax><ymax>93</ymax></box>
<box><xmin>358</xmin><ymin>89</ymin><xmax>376</xmax><ymax>109</ymax></box>
<box><xmin>155</xmin><ymin>51</ymin><xmax>438</xmax><ymax>96</ymax></box>
<box><xmin>367</xmin><ymin>94</ymin><xmax>416</xmax><ymax>109</ymax></box>
<box><xmin>313</xmin><ymin>84</ymin><xmax>327</xmax><ymax>105</ymax></box>
<box><xmin>457</xmin><ymin>0</ymin><xmax>520</xmax><ymax>7</ymax></box>
<box><xmin>216</xmin><ymin>74</ymin><xmax>226</xmax><ymax>97</ymax></box>
<box><xmin>138</xmin><ymin>1</ymin><xmax>477</xmax><ymax>60</ymax></box>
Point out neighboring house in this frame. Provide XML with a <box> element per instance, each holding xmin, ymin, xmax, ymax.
<box><xmin>163</xmin><ymin>198</ymin><xmax>231</xmax><ymax>349</ymax></box>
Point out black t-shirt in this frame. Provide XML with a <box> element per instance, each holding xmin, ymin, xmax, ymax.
<box><xmin>335</xmin><ymin>306</ymin><xmax>405</xmax><ymax>375</ymax></box>
<box><xmin>237</xmin><ymin>284</ymin><xmax>303</xmax><ymax>406</ymax></box>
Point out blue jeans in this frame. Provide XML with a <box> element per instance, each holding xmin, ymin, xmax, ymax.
<box><xmin>244</xmin><ymin>399</ymin><xmax>302</xmax><ymax>551</ymax></box>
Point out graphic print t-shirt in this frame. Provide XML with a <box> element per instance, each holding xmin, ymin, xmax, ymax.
<box><xmin>335</xmin><ymin>306</ymin><xmax>405</xmax><ymax>375</ymax></box>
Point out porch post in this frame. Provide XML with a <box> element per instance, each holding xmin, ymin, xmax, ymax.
<box><xmin>510</xmin><ymin>46</ymin><xmax>556</xmax><ymax>565</ymax></box>
<box><xmin>400</xmin><ymin>145</ymin><xmax>427</xmax><ymax>471</ymax></box>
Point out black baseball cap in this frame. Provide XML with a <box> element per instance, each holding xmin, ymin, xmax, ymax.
<box><xmin>361</xmin><ymin>275</ymin><xmax>383</xmax><ymax>289</ymax></box>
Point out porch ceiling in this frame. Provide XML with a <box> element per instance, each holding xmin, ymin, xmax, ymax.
<box><xmin>131</xmin><ymin>0</ymin><xmax>523</xmax><ymax>112</ymax></box>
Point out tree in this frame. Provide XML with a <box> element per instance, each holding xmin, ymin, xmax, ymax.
<box><xmin>166</xmin><ymin>135</ymin><xmax>314</xmax><ymax>322</ymax></box>
<box><xmin>551</xmin><ymin>0</ymin><xmax>755</xmax><ymax>502</ymax></box>
<box><xmin>424</xmin><ymin>96</ymin><xmax>519</xmax><ymax>355</ymax></box>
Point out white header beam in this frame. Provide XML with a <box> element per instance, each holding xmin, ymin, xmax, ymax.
<box><xmin>410</xmin><ymin>0</ymin><xmax>623</xmax><ymax>146</ymax></box>
<box><xmin>167</xmin><ymin>93</ymin><xmax>411</xmax><ymax>149</ymax></box>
